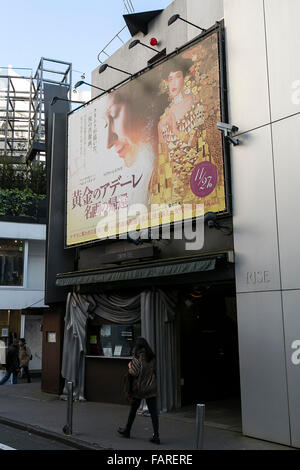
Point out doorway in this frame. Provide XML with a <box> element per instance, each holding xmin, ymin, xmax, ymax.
<box><xmin>179</xmin><ymin>283</ymin><xmax>240</xmax><ymax>407</ymax></box>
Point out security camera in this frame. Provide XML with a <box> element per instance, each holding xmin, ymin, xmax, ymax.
<box><xmin>204</xmin><ymin>211</ymin><xmax>233</xmax><ymax>235</ymax></box>
<box><xmin>217</xmin><ymin>122</ymin><xmax>239</xmax><ymax>146</ymax></box>
<box><xmin>217</xmin><ymin>122</ymin><xmax>239</xmax><ymax>133</ymax></box>
<box><xmin>204</xmin><ymin>212</ymin><xmax>219</xmax><ymax>229</ymax></box>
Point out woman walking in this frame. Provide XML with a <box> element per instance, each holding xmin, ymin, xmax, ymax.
<box><xmin>118</xmin><ymin>337</ymin><xmax>160</xmax><ymax>444</ymax></box>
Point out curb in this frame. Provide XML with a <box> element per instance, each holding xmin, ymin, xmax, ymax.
<box><xmin>0</xmin><ymin>416</ymin><xmax>111</xmax><ymax>451</ymax></box>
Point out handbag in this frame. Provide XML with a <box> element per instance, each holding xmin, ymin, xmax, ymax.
<box><xmin>122</xmin><ymin>372</ymin><xmax>133</xmax><ymax>402</ymax></box>
<box><xmin>128</xmin><ymin>356</ymin><xmax>141</xmax><ymax>377</ymax></box>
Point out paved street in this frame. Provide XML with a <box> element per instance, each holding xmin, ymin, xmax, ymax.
<box><xmin>0</xmin><ymin>380</ymin><xmax>296</xmax><ymax>451</ymax></box>
<box><xmin>0</xmin><ymin>423</ymin><xmax>76</xmax><ymax>450</ymax></box>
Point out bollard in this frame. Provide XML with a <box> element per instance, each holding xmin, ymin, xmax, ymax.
<box><xmin>63</xmin><ymin>381</ymin><xmax>73</xmax><ymax>435</ymax></box>
<box><xmin>195</xmin><ymin>404</ymin><xmax>205</xmax><ymax>450</ymax></box>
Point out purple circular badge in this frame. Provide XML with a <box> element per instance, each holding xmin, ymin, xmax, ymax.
<box><xmin>190</xmin><ymin>162</ymin><xmax>218</xmax><ymax>198</ymax></box>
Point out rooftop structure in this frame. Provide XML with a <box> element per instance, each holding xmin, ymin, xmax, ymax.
<box><xmin>0</xmin><ymin>58</ymin><xmax>72</xmax><ymax>162</ymax></box>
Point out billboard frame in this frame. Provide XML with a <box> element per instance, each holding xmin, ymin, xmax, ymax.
<box><xmin>64</xmin><ymin>20</ymin><xmax>231</xmax><ymax>249</ymax></box>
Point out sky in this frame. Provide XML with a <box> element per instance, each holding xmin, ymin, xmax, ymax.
<box><xmin>1</xmin><ymin>0</ymin><xmax>171</xmax><ymax>83</ymax></box>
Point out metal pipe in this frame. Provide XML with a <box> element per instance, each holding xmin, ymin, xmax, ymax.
<box><xmin>63</xmin><ymin>381</ymin><xmax>73</xmax><ymax>435</ymax></box>
<box><xmin>67</xmin><ymin>381</ymin><xmax>73</xmax><ymax>434</ymax></box>
<box><xmin>41</xmin><ymin>57</ymin><xmax>72</xmax><ymax>66</ymax></box>
<box><xmin>4</xmin><ymin>78</ymin><xmax>10</xmax><ymax>154</ymax></box>
<box><xmin>195</xmin><ymin>404</ymin><xmax>205</xmax><ymax>450</ymax></box>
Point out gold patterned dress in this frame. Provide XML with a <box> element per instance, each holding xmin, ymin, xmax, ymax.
<box><xmin>150</xmin><ymin>100</ymin><xmax>206</xmax><ymax>205</ymax></box>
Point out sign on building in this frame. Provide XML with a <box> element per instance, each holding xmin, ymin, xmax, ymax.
<box><xmin>66</xmin><ymin>26</ymin><xmax>228</xmax><ymax>246</ymax></box>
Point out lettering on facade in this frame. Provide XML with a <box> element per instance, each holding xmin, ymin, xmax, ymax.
<box><xmin>291</xmin><ymin>80</ymin><xmax>300</xmax><ymax>104</ymax></box>
<box><xmin>291</xmin><ymin>340</ymin><xmax>300</xmax><ymax>365</ymax></box>
<box><xmin>246</xmin><ymin>271</ymin><xmax>270</xmax><ymax>285</ymax></box>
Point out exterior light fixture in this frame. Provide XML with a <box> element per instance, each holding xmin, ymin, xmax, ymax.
<box><xmin>98</xmin><ymin>63</ymin><xmax>132</xmax><ymax>76</ymax></box>
<box><xmin>128</xmin><ymin>39</ymin><xmax>159</xmax><ymax>53</ymax></box>
<box><xmin>168</xmin><ymin>14</ymin><xmax>206</xmax><ymax>32</ymax></box>
<box><xmin>51</xmin><ymin>97</ymin><xmax>85</xmax><ymax>106</ymax></box>
<box><xmin>74</xmin><ymin>80</ymin><xmax>105</xmax><ymax>92</ymax></box>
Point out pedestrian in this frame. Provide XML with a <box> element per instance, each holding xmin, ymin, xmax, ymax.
<box><xmin>18</xmin><ymin>338</ymin><xmax>32</xmax><ymax>383</ymax></box>
<box><xmin>0</xmin><ymin>338</ymin><xmax>19</xmax><ymax>385</ymax></box>
<box><xmin>118</xmin><ymin>337</ymin><xmax>160</xmax><ymax>444</ymax></box>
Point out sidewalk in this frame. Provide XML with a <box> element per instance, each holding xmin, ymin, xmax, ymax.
<box><xmin>0</xmin><ymin>378</ymin><xmax>295</xmax><ymax>451</ymax></box>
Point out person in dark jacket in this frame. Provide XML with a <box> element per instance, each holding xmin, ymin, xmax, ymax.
<box><xmin>0</xmin><ymin>339</ymin><xmax>19</xmax><ymax>385</ymax></box>
<box><xmin>18</xmin><ymin>338</ymin><xmax>32</xmax><ymax>383</ymax></box>
<box><xmin>118</xmin><ymin>337</ymin><xmax>160</xmax><ymax>444</ymax></box>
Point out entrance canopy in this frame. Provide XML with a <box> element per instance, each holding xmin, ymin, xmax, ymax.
<box><xmin>56</xmin><ymin>252</ymin><xmax>234</xmax><ymax>288</ymax></box>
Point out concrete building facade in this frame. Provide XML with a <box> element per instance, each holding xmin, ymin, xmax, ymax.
<box><xmin>0</xmin><ymin>221</ymin><xmax>47</xmax><ymax>371</ymax></box>
<box><xmin>90</xmin><ymin>0</ymin><xmax>300</xmax><ymax>448</ymax></box>
<box><xmin>42</xmin><ymin>0</ymin><xmax>300</xmax><ymax>449</ymax></box>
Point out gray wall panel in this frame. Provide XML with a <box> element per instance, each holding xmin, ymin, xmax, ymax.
<box><xmin>92</xmin><ymin>0</ymin><xmax>188</xmax><ymax>96</ymax></box>
<box><xmin>187</xmin><ymin>0</ymin><xmax>224</xmax><ymax>41</ymax></box>
<box><xmin>231</xmin><ymin>126</ymin><xmax>280</xmax><ymax>293</ymax></box>
<box><xmin>224</xmin><ymin>0</ymin><xmax>270</xmax><ymax>133</ymax></box>
<box><xmin>44</xmin><ymin>84</ymin><xmax>76</xmax><ymax>304</ymax></box>
<box><xmin>282</xmin><ymin>290</ymin><xmax>300</xmax><ymax>448</ymax></box>
<box><xmin>272</xmin><ymin>114</ymin><xmax>300</xmax><ymax>291</ymax></box>
<box><xmin>264</xmin><ymin>0</ymin><xmax>300</xmax><ymax>121</ymax></box>
<box><xmin>237</xmin><ymin>291</ymin><xmax>290</xmax><ymax>445</ymax></box>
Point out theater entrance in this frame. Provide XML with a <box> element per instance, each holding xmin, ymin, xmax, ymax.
<box><xmin>179</xmin><ymin>283</ymin><xmax>240</xmax><ymax>408</ymax></box>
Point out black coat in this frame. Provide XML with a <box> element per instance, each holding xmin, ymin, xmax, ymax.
<box><xmin>6</xmin><ymin>345</ymin><xmax>19</xmax><ymax>372</ymax></box>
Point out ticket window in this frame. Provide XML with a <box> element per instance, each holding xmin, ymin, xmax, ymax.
<box><xmin>87</xmin><ymin>320</ymin><xmax>141</xmax><ymax>358</ymax></box>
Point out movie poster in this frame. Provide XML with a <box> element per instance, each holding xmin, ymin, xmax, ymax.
<box><xmin>66</xmin><ymin>30</ymin><xmax>226</xmax><ymax>246</ymax></box>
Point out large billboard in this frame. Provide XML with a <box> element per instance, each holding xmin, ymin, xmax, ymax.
<box><xmin>66</xmin><ymin>26</ymin><xmax>227</xmax><ymax>247</ymax></box>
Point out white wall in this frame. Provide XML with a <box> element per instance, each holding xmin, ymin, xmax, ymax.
<box><xmin>89</xmin><ymin>0</ymin><xmax>300</xmax><ymax>448</ymax></box>
<box><xmin>187</xmin><ymin>0</ymin><xmax>224</xmax><ymax>41</ymax></box>
<box><xmin>92</xmin><ymin>0</ymin><xmax>224</xmax><ymax>96</ymax></box>
<box><xmin>92</xmin><ymin>0</ymin><xmax>188</xmax><ymax>95</ymax></box>
<box><xmin>225</xmin><ymin>0</ymin><xmax>300</xmax><ymax>448</ymax></box>
<box><xmin>0</xmin><ymin>221</ymin><xmax>46</xmax><ymax>241</ymax></box>
<box><xmin>0</xmin><ymin>222</ymin><xmax>46</xmax><ymax>309</ymax></box>
<box><xmin>27</xmin><ymin>240</ymin><xmax>46</xmax><ymax>291</ymax></box>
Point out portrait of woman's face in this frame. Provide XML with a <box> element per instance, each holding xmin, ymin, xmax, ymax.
<box><xmin>105</xmin><ymin>93</ymin><xmax>138</xmax><ymax>168</ymax></box>
<box><xmin>167</xmin><ymin>70</ymin><xmax>184</xmax><ymax>99</ymax></box>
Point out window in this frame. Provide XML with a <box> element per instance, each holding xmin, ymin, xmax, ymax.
<box><xmin>87</xmin><ymin>320</ymin><xmax>141</xmax><ymax>358</ymax></box>
<box><xmin>0</xmin><ymin>239</ymin><xmax>24</xmax><ymax>286</ymax></box>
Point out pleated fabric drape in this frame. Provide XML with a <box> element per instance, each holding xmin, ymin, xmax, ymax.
<box><xmin>141</xmin><ymin>289</ymin><xmax>180</xmax><ymax>412</ymax></box>
<box><xmin>61</xmin><ymin>292</ymin><xmax>92</xmax><ymax>400</ymax></box>
<box><xmin>61</xmin><ymin>289</ymin><xmax>180</xmax><ymax>410</ymax></box>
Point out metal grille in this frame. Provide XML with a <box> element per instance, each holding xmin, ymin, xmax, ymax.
<box><xmin>27</xmin><ymin>58</ymin><xmax>72</xmax><ymax>162</ymax></box>
<box><xmin>0</xmin><ymin>58</ymin><xmax>72</xmax><ymax>162</ymax></box>
<box><xmin>0</xmin><ymin>74</ymin><xmax>31</xmax><ymax>160</ymax></box>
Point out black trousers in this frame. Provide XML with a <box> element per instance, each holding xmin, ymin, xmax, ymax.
<box><xmin>22</xmin><ymin>366</ymin><xmax>31</xmax><ymax>383</ymax></box>
<box><xmin>126</xmin><ymin>397</ymin><xmax>159</xmax><ymax>435</ymax></box>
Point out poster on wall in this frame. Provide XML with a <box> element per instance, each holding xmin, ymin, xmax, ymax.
<box><xmin>66</xmin><ymin>27</ymin><xmax>227</xmax><ymax>246</ymax></box>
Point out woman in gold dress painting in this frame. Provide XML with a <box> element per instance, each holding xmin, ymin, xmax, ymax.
<box><xmin>150</xmin><ymin>37</ymin><xmax>225</xmax><ymax>215</ymax></box>
<box><xmin>151</xmin><ymin>55</ymin><xmax>206</xmax><ymax>205</ymax></box>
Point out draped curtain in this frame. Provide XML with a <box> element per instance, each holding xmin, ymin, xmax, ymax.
<box><xmin>141</xmin><ymin>290</ymin><xmax>180</xmax><ymax>412</ymax></box>
<box><xmin>61</xmin><ymin>293</ymin><xmax>92</xmax><ymax>400</ymax></box>
<box><xmin>61</xmin><ymin>289</ymin><xmax>180</xmax><ymax>410</ymax></box>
